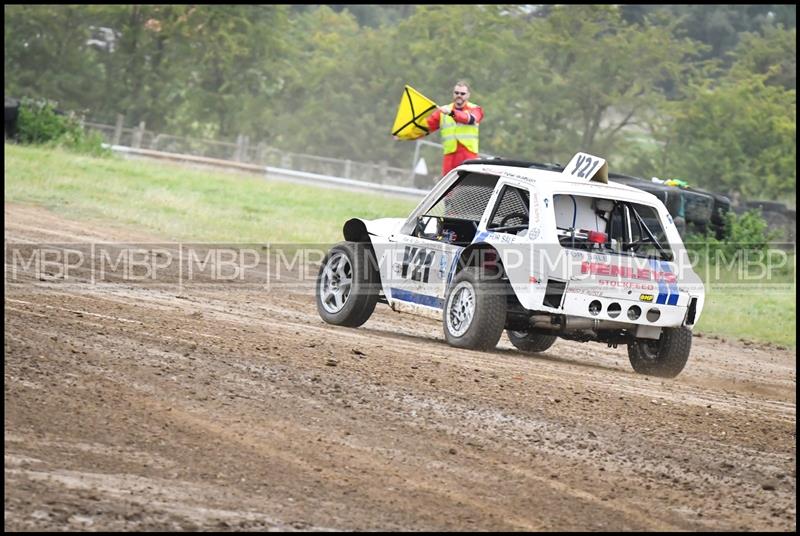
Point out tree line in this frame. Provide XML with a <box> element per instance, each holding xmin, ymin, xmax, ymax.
<box><xmin>4</xmin><ymin>5</ymin><xmax>796</xmax><ymax>202</ymax></box>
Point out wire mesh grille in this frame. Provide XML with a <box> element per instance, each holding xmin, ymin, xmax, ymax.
<box><xmin>490</xmin><ymin>187</ymin><xmax>530</xmax><ymax>226</ymax></box>
<box><xmin>425</xmin><ymin>173</ymin><xmax>498</xmax><ymax>221</ymax></box>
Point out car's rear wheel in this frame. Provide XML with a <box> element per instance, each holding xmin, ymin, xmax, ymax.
<box><xmin>443</xmin><ymin>267</ymin><xmax>507</xmax><ymax>351</ymax></box>
<box><xmin>316</xmin><ymin>241</ymin><xmax>379</xmax><ymax>327</ymax></box>
<box><xmin>627</xmin><ymin>327</ymin><xmax>692</xmax><ymax>378</ymax></box>
<box><xmin>507</xmin><ymin>330</ymin><xmax>557</xmax><ymax>353</ymax></box>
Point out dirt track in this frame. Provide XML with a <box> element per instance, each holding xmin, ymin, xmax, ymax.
<box><xmin>4</xmin><ymin>203</ymin><xmax>796</xmax><ymax>531</ymax></box>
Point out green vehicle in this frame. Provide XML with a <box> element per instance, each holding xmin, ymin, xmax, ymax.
<box><xmin>608</xmin><ymin>173</ymin><xmax>730</xmax><ymax>239</ymax></box>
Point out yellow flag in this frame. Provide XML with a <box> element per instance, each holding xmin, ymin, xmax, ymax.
<box><xmin>391</xmin><ymin>85</ymin><xmax>437</xmax><ymax>140</ymax></box>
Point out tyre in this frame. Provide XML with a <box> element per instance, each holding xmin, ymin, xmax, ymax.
<box><xmin>627</xmin><ymin>327</ymin><xmax>692</xmax><ymax>378</ymax></box>
<box><xmin>507</xmin><ymin>330</ymin><xmax>557</xmax><ymax>353</ymax></box>
<box><xmin>443</xmin><ymin>267</ymin><xmax>507</xmax><ymax>351</ymax></box>
<box><xmin>316</xmin><ymin>241</ymin><xmax>380</xmax><ymax>327</ymax></box>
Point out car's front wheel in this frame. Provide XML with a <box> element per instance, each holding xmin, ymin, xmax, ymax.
<box><xmin>443</xmin><ymin>267</ymin><xmax>507</xmax><ymax>351</ymax></box>
<box><xmin>627</xmin><ymin>327</ymin><xmax>692</xmax><ymax>378</ymax></box>
<box><xmin>316</xmin><ymin>241</ymin><xmax>379</xmax><ymax>327</ymax></box>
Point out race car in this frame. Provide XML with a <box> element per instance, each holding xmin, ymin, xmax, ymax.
<box><xmin>315</xmin><ymin>152</ymin><xmax>705</xmax><ymax>377</ymax></box>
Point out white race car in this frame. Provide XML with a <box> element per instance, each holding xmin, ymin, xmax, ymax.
<box><xmin>316</xmin><ymin>152</ymin><xmax>705</xmax><ymax>377</ymax></box>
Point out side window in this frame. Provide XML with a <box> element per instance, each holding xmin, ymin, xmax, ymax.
<box><xmin>488</xmin><ymin>185</ymin><xmax>530</xmax><ymax>233</ymax></box>
<box><xmin>628</xmin><ymin>203</ymin><xmax>672</xmax><ymax>260</ymax></box>
<box><xmin>553</xmin><ymin>194</ymin><xmax>673</xmax><ymax>260</ymax></box>
<box><xmin>425</xmin><ymin>172</ymin><xmax>498</xmax><ymax>221</ymax></box>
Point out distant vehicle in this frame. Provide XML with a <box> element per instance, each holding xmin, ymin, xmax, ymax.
<box><xmin>608</xmin><ymin>173</ymin><xmax>730</xmax><ymax>239</ymax></box>
<box><xmin>316</xmin><ymin>152</ymin><xmax>705</xmax><ymax>378</ymax></box>
<box><xmin>4</xmin><ymin>96</ymin><xmax>20</xmax><ymax>140</ymax></box>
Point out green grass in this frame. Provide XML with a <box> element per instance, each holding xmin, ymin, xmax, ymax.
<box><xmin>5</xmin><ymin>144</ymin><xmax>795</xmax><ymax>348</ymax></box>
<box><xmin>4</xmin><ymin>144</ymin><xmax>417</xmax><ymax>243</ymax></box>
<box><xmin>690</xmin><ymin>255</ymin><xmax>796</xmax><ymax>347</ymax></box>
<box><xmin>696</xmin><ymin>288</ymin><xmax>795</xmax><ymax>348</ymax></box>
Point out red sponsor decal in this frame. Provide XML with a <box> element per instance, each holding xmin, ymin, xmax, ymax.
<box><xmin>581</xmin><ymin>261</ymin><xmax>676</xmax><ymax>283</ymax></box>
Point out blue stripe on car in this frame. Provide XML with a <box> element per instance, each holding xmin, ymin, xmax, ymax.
<box><xmin>651</xmin><ymin>259</ymin><xmax>668</xmax><ymax>304</ymax></box>
<box><xmin>390</xmin><ymin>288</ymin><xmax>444</xmax><ymax>309</ymax></box>
<box><xmin>662</xmin><ymin>260</ymin><xmax>679</xmax><ymax>305</ymax></box>
<box><xmin>472</xmin><ymin>230</ymin><xmax>490</xmax><ymax>244</ymax></box>
<box><xmin>446</xmin><ymin>247</ymin><xmax>464</xmax><ymax>285</ymax></box>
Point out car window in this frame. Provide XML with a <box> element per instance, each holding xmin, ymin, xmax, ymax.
<box><xmin>628</xmin><ymin>202</ymin><xmax>672</xmax><ymax>260</ymax></box>
<box><xmin>553</xmin><ymin>194</ymin><xmax>672</xmax><ymax>260</ymax></box>
<box><xmin>683</xmin><ymin>191</ymin><xmax>713</xmax><ymax>221</ymax></box>
<box><xmin>488</xmin><ymin>185</ymin><xmax>530</xmax><ymax>233</ymax></box>
<box><xmin>424</xmin><ymin>172</ymin><xmax>498</xmax><ymax>222</ymax></box>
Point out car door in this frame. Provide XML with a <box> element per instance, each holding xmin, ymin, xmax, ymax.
<box><xmin>384</xmin><ymin>225</ymin><xmax>461</xmax><ymax>312</ymax></box>
<box><xmin>381</xmin><ymin>171</ymin><xmax>499</xmax><ymax>313</ymax></box>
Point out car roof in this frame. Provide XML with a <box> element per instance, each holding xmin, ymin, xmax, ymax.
<box><xmin>456</xmin><ymin>160</ymin><xmax>660</xmax><ymax>201</ymax></box>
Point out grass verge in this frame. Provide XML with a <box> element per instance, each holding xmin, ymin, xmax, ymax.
<box><xmin>696</xmin><ymin>288</ymin><xmax>795</xmax><ymax>348</ymax></box>
<box><xmin>4</xmin><ymin>144</ymin><xmax>417</xmax><ymax>243</ymax></box>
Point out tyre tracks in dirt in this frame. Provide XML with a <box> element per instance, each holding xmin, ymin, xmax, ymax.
<box><xmin>4</xmin><ymin>203</ymin><xmax>796</xmax><ymax>530</ymax></box>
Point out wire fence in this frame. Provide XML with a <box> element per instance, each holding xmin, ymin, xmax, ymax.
<box><xmin>83</xmin><ymin>116</ymin><xmax>497</xmax><ymax>190</ymax></box>
<box><xmin>78</xmin><ymin>118</ymin><xmax>796</xmax><ymax>244</ymax></box>
<box><xmin>84</xmin><ymin>119</ymin><xmax>419</xmax><ymax>187</ymax></box>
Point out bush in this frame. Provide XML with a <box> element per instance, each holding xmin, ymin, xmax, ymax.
<box><xmin>724</xmin><ymin>209</ymin><xmax>780</xmax><ymax>250</ymax></box>
<box><xmin>685</xmin><ymin>209</ymin><xmax>780</xmax><ymax>264</ymax></box>
<box><xmin>15</xmin><ymin>97</ymin><xmax>108</xmax><ymax>156</ymax></box>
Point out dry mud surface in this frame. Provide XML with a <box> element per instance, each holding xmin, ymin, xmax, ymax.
<box><xmin>4</xmin><ymin>203</ymin><xmax>796</xmax><ymax>531</ymax></box>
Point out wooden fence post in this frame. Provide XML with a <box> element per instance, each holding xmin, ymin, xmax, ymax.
<box><xmin>112</xmin><ymin>114</ymin><xmax>124</xmax><ymax>146</ymax></box>
<box><xmin>234</xmin><ymin>134</ymin><xmax>244</xmax><ymax>161</ymax></box>
<box><xmin>132</xmin><ymin>121</ymin><xmax>145</xmax><ymax>148</ymax></box>
<box><xmin>241</xmin><ymin>135</ymin><xmax>250</xmax><ymax>162</ymax></box>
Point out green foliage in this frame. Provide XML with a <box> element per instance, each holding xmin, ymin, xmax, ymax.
<box><xmin>660</xmin><ymin>73</ymin><xmax>795</xmax><ymax>201</ymax></box>
<box><xmin>728</xmin><ymin>26</ymin><xmax>796</xmax><ymax>90</ymax></box>
<box><xmin>15</xmin><ymin>98</ymin><xmax>108</xmax><ymax>156</ymax></box>
<box><xmin>500</xmin><ymin>5</ymin><xmax>705</xmax><ymax>162</ymax></box>
<box><xmin>172</xmin><ymin>6</ymin><xmax>292</xmax><ymax>139</ymax></box>
<box><xmin>3</xmin><ymin>5</ymin><xmax>796</xmax><ymax>202</ymax></box>
<box><xmin>61</xmin><ymin>126</ymin><xmax>109</xmax><ymax>157</ymax></box>
<box><xmin>16</xmin><ymin>99</ymin><xmax>72</xmax><ymax>144</ymax></box>
<box><xmin>4</xmin><ymin>6</ymin><xmax>97</xmax><ymax>108</ymax></box>
<box><xmin>724</xmin><ymin>209</ymin><xmax>781</xmax><ymax>248</ymax></box>
<box><xmin>684</xmin><ymin>209</ymin><xmax>780</xmax><ymax>263</ymax></box>
<box><xmin>620</xmin><ymin>5</ymin><xmax>795</xmax><ymax>63</ymax></box>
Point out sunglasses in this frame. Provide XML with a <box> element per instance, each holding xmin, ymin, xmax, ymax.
<box><xmin>453</xmin><ymin>91</ymin><xmax>468</xmax><ymax>96</ymax></box>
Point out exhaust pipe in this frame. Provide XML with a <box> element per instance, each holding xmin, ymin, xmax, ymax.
<box><xmin>530</xmin><ymin>315</ymin><xmax>635</xmax><ymax>332</ymax></box>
